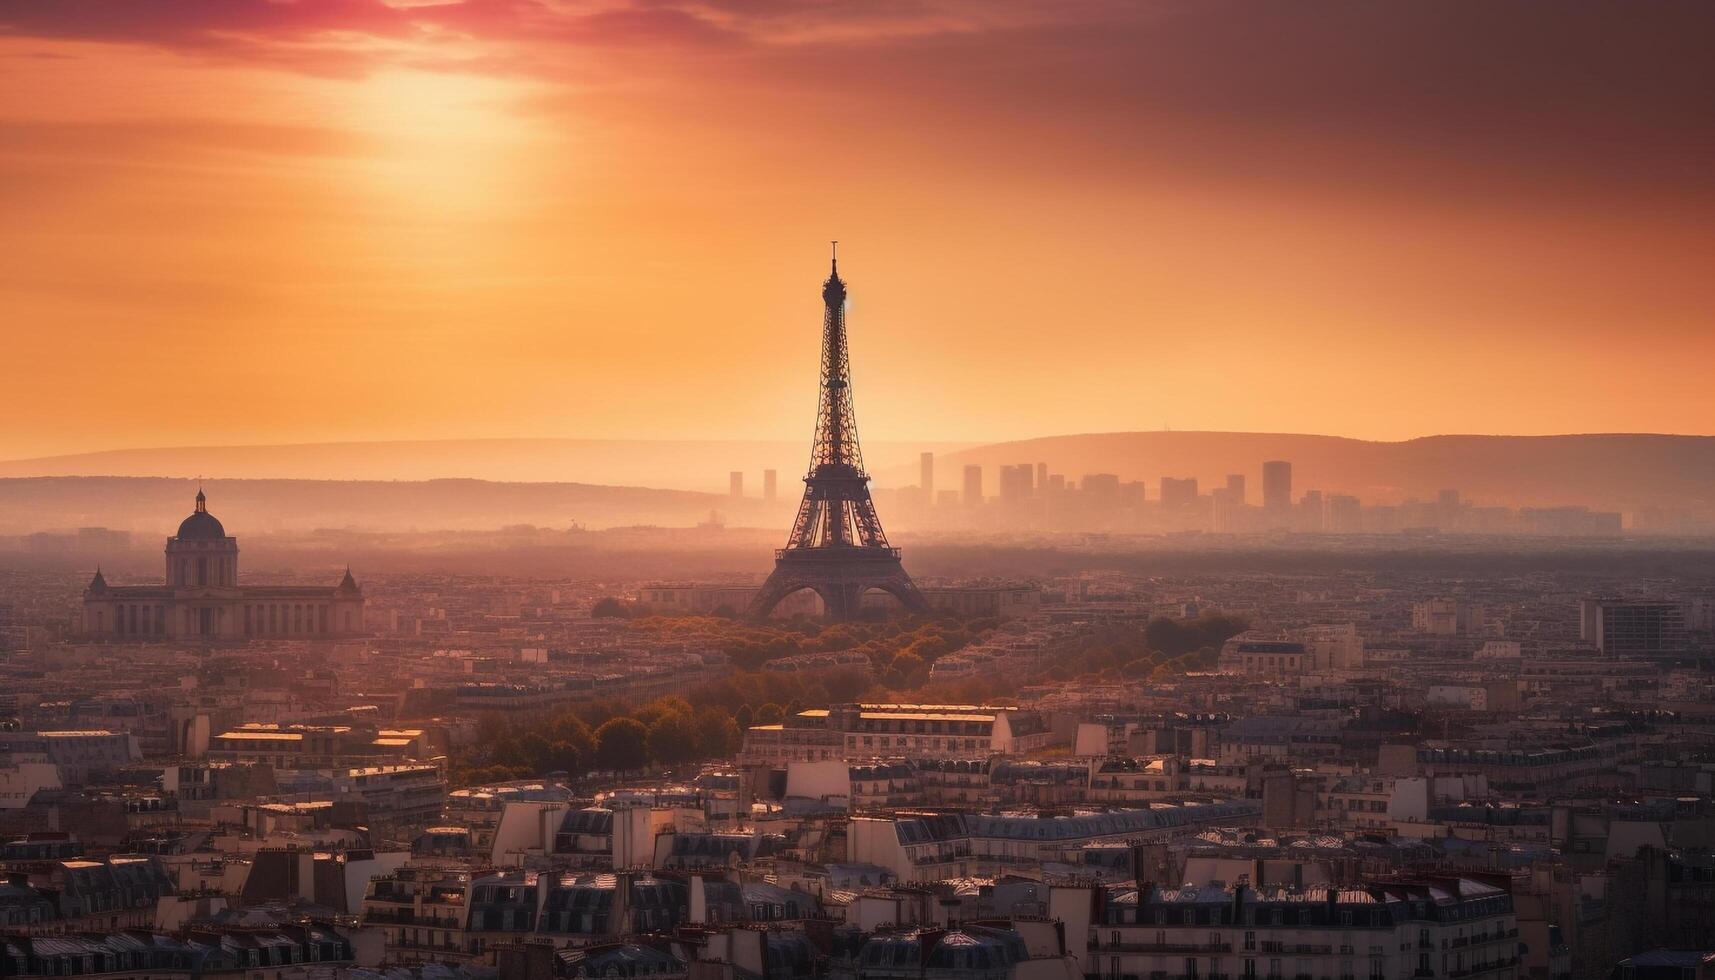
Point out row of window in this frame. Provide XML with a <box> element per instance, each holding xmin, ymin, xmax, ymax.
<box><xmin>242</xmin><ymin>603</ymin><xmax>352</xmax><ymax>634</ymax></box>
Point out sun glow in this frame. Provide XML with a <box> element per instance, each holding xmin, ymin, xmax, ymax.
<box><xmin>344</xmin><ymin>68</ymin><xmax>547</xmax><ymax>217</ymax></box>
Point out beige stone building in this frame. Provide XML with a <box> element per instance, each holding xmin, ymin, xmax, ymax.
<box><xmin>81</xmin><ymin>489</ymin><xmax>364</xmax><ymax>639</ymax></box>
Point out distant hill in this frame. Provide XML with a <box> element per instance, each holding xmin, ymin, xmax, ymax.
<box><xmin>879</xmin><ymin>432</ymin><xmax>1715</xmax><ymax>513</ymax></box>
<box><xmin>6</xmin><ymin>433</ymin><xmax>1712</xmax><ymax>530</ymax></box>
<box><xmin>0</xmin><ymin>438</ymin><xmax>971</xmax><ymax>493</ymax></box>
<box><xmin>0</xmin><ymin>476</ymin><xmax>797</xmax><ymax>536</ymax></box>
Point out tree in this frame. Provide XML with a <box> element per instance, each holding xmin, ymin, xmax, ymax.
<box><xmin>591</xmin><ymin>597</ymin><xmax>631</xmax><ymax>619</ymax></box>
<box><xmin>548</xmin><ymin>715</ymin><xmax>595</xmax><ymax>768</ymax></box>
<box><xmin>734</xmin><ymin>704</ymin><xmax>754</xmax><ymax>730</ymax></box>
<box><xmin>518</xmin><ymin>732</ymin><xmax>553</xmax><ymax>774</ymax></box>
<box><xmin>647</xmin><ymin>712</ymin><xmax>697</xmax><ymax>767</ymax></box>
<box><xmin>492</xmin><ymin>736</ymin><xmax>529</xmax><ymax>770</ymax></box>
<box><xmin>594</xmin><ymin>717</ymin><xmax>649</xmax><ymax>773</ymax></box>
<box><xmin>754</xmin><ymin>703</ymin><xmax>785</xmax><ymax>725</ymax></box>
<box><xmin>889</xmin><ymin>651</ymin><xmax>928</xmax><ymax>688</ymax></box>
<box><xmin>694</xmin><ymin>707</ymin><xmax>740</xmax><ymax>758</ymax></box>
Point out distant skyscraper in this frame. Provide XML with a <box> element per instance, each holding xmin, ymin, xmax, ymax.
<box><xmin>763</xmin><ymin>469</ymin><xmax>778</xmax><ymax>502</ymax></box>
<box><xmin>1437</xmin><ymin>488</ymin><xmax>1461</xmax><ymax>527</ymax></box>
<box><xmin>1298</xmin><ymin>489</ymin><xmax>1324</xmax><ymax>532</ymax></box>
<box><xmin>1035</xmin><ymin>462</ymin><xmax>1048</xmax><ymax>492</ymax></box>
<box><xmin>1327</xmin><ymin>493</ymin><xmax>1362</xmax><ymax>533</ymax></box>
<box><xmin>999</xmin><ymin>464</ymin><xmax>1034</xmax><ymax>501</ymax></box>
<box><xmin>920</xmin><ymin>452</ymin><xmax>934</xmax><ymax>501</ymax></box>
<box><xmin>1263</xmin><ymin>460</ymin><xmax>1292</xmax><ymax>517</ymax></box>
<box><xmin>963</xmin><ymin>464</ymin><xmax>983</xmax><ymax>507</ymax></box>
<box><xmin>1160</xmin><ymin>476</ymin><xmax>1199</xmax><ymax>509</ymax></box>
<box><xmin>1225</xmin><ymin>474</ymin><xmax>1246</xmax><ymax>505</ymax></box>
<box><xmin>1081</xmin><ymin>473</ymin><xmax>1121</xmax><ymax>498</ymax></box>
<box><xmin>729</xmin><ymin>471</ymin><xmax>744</xmax><ymax>498</ymax></box>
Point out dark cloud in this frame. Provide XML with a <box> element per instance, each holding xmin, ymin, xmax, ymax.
<box><xmin>4</xmin><ymin>0</ymin><xmax>1712</xmax><ymax>201</ymax></box>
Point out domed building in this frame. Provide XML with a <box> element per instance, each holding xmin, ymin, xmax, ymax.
<box><xmin>81</xmin><ymin>488</ymin><xmax>364</xmax><ymax>640</ymax></box>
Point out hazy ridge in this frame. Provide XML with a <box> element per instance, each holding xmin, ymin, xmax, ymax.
<box><xmin>0</xmin><ymin>438</ymin><xmax>972</xmax><ymax>493</ymax></box>
<box><xmin>0</xmin><ymin>476</ymin><xmax>794</xmax><ymax>536</ymax></box>
<box><xmin>3</xmin><ymin>433</ymin><xmax>1714</xmax><ymax>534</ymax></box>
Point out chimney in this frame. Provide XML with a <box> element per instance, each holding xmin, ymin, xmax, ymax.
<box><xmin>609</xmin><ymin>871</ymin><xmax>632</xmax><ymax>937</ymax></box>
<box><xmin>689</xmin><ymin>875</ymin><xmax>707</xmax><ymax>924</ymax></box>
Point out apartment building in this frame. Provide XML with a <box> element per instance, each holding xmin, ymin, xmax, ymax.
<box><xmin>1088</xmin><ymin>877</ymin><xmax>1520</xmax><ymax>980</ymax></box>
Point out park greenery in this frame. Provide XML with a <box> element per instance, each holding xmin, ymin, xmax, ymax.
<box><xmin>452</xmin><ymin>609</ymin><xmax>1246</xmax><ymax>786</ymax></box>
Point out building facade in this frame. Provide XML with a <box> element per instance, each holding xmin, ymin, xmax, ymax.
<box><xmin>80</xmin><ymin>490</ymin><xmax>364</xmax><ymax>640</ymax></box>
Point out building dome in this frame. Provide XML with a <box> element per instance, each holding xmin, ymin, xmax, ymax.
<box><xmin>176</xmin><ymin>489</ymin><xmax>227</xmax><ymax>539</ymax></box>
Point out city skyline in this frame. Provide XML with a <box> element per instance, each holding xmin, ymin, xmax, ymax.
<box><xmin>5</xmin><ymin>7</ymin><xmax>1715</xmax><ymax>978</ymax></box>
<box><xmin>3</xmin><ymin>2</ymin><xmax>1714</xmax><ymax>458</ymax></box>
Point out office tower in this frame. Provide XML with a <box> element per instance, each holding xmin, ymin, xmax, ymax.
<box><xmin>920</xmin><ymin>452</ymin><xmax>934</xmax><ymax>501</ymax></box>
<box><xmin>1036</xmin><ymin>462</ymin><xmax>1048</xmax><ymax>492</ymax></box>
<box><xmin>999</xmin><ymin>464</ymin><xmax>1034</xmax><ymax>501</ymax></box>
<box><xmin>1298</xmin><ymin>489</ymin><xmax>1324</xmax><ymax>532</ymax></box>
<box><xmin>1262</xmin><ymin>460</ymin><xmax>1292</xmax><ymax>517</ymax></box>
<box><xmin>1414</xmin><ymin>598</ymin><xmax>1486</xmax><ymax>636</ymax></box>
<box><xmin>729</xmin><ymin>471</ymin><xmax>744</xmax><ymax>498</ymax></box>
<box><xmin>763</xmin><ymin>469</ymin><xmax>778</xmax><ymax>502</ymax></box>
<box><xmin>963</xmin><ymin>464</ymin><xmax>984</xmax><ymax>506</ymax></box>
<box><xmin>1326</xmin><ymin>494</ymin><xmax>1362</xmax><ymax>533</ymax></box>
<box><xmin>1580</xmin><ymin>598</ymin><xmax>1690</xmax><ymax>657</ymax></box>
<box><xmin>1160</xmin><ymin>476</ymin><xmax>1198</xmax><ymax>510</ymax></box>
<box><xmin>1225</xmin><ymin>474</ymin><xmax>1246</xmax><ymax>505</ymax></box>
<box><xmin>1437</xmin><ymin>488</ymin><xmax>1461</xmax><ymax>528</ymax></box>
<box><xmin>1081</xmin><ymin>473</ymin><xmax>1121</xmax><ymax>498</ymax></box>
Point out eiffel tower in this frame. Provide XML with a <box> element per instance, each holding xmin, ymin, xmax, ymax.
<box><xmin>747</xmin><ymin>245</ymin><xmax>929</xmax><ymax>620</ymax></box>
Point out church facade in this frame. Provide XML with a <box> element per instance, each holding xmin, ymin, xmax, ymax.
<box><xmin>81</xmin><ymin>489</ymin><xmax>364</xmax><ymax>640</ymax></box>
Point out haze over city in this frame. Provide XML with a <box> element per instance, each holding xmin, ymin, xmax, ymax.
<box><xmin>3</xmin><ymin>5</ymin><xmax>1715</xmax><ymax>980</ymax></box>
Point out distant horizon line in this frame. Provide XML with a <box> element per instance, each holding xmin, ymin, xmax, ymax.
<box><xmin>6</xmin><ymin>428</ymin><xmax>1715</xmax><ymax>466</ymax></box>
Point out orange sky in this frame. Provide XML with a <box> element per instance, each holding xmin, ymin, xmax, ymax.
<box><xmin>2</xmin><ymin>0</ymin><xmax>1713</xmax><ymax>460</ymax></box>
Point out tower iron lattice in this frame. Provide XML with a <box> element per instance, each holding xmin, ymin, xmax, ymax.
<box><xmin>747</xmin><ymin>245</ymin><xmax>928</xmax><ymax>620</ymax></box>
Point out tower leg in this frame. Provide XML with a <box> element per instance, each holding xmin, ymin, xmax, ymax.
<box><xmin>747</xmin><ymin>555</ymin><xmax>929</xmax><ymax>621</ymax></box>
